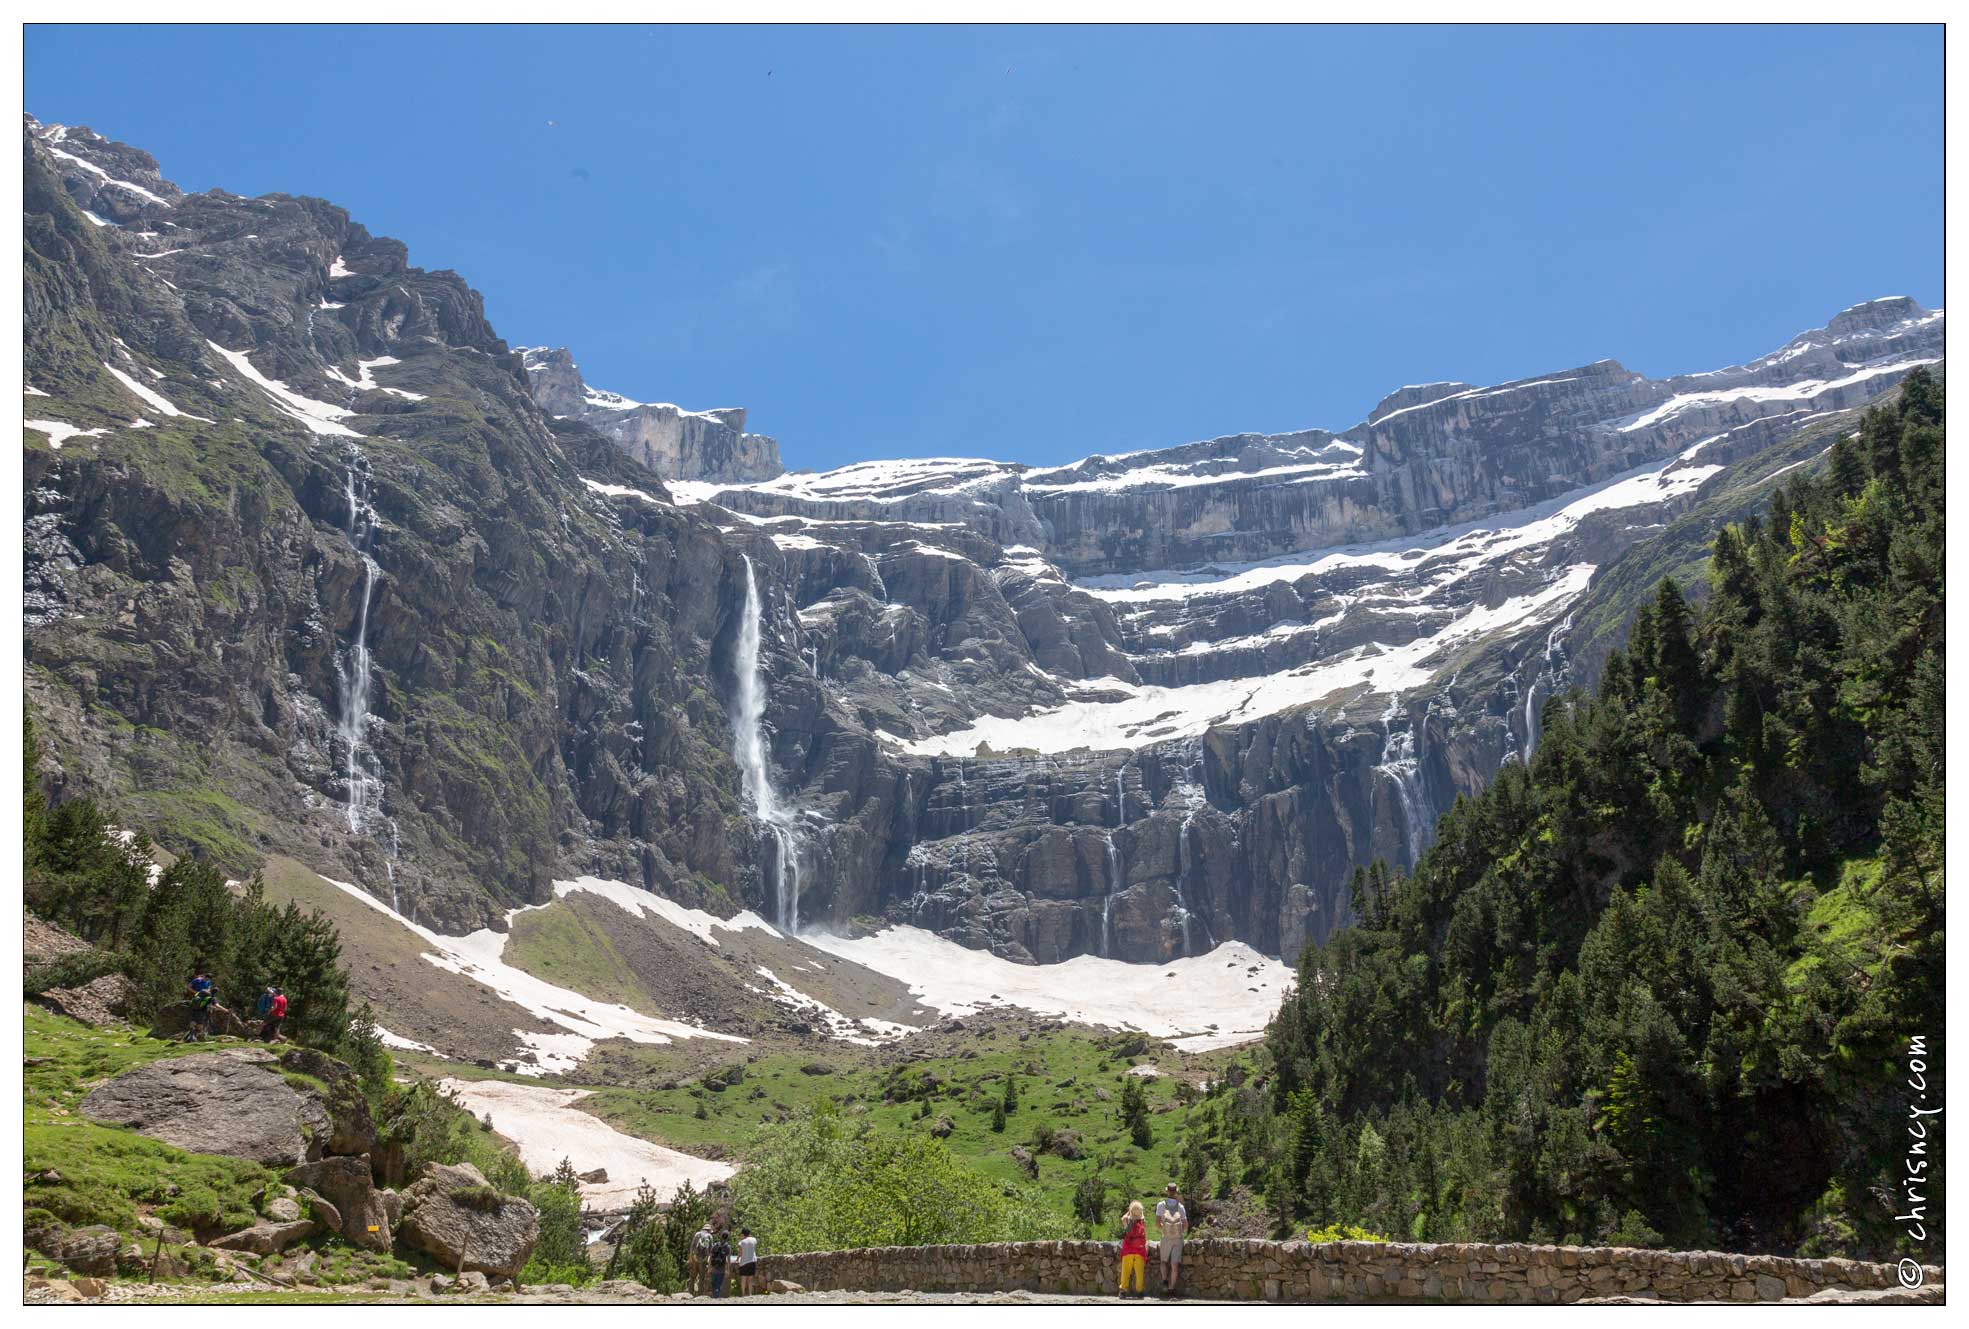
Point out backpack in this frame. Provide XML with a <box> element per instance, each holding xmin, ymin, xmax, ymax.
<box><xmin>191</xmin><ymin>978</ymin><xmax>213</xmax><ymax>1008</ymax></box>
<box><xmin>692</xmin><ymin>1229</ymin><xmax>711</xmax><ymax>1256</ymax></box>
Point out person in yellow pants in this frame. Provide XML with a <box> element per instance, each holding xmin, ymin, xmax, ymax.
<box><xmin>1118</xmin><ymin>1201</ymin><xmax>1149</xmax><ymax>1297</ymax></box>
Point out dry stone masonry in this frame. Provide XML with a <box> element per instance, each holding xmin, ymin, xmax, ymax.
<box><xmin>754</xmin><ymin>1239</ymin><xmax>1943</xmax><ymax>1304</ymax></box>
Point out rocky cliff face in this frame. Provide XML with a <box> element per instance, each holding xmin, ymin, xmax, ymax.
<box><xmin>22</xmin><ymin>114</ymin><xmax>1945</xmax><ymax>961</ymax></box>
<box><xmin>517</xmin><ymin>346</ymin><xmax>782</xmax><ymax>484</ymax></box>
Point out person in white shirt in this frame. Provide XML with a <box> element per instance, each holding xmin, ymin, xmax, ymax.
<box><xmin>1155</xmin><ymin>1183</ymin><xmax>1189</xmax><ymax>1298</ymax></box>
<box><xmin>737</xmin><ymin>1227</ymin><xmax>760</xmax><ymax>1296</ymax></box>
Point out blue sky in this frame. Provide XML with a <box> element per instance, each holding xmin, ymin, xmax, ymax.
<box><xmin>27</xmin><ymin>24</ymin><xmax>1943</xmax><ymax>471</ymax></box>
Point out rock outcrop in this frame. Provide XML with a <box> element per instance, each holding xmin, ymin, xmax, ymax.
<box><xmin>34</xmin><ymin>973</ymin><xmax>136</xmax><ymax>1026</ymax></box>
<box><xmin>396</xmin><ymin>1162</ymin><xmax>540</xmax><ymax>1277</ymax></box>
<box><xmin>78</xmin><ymin>1048</ymin><xmax>331</xmax><ymax>1167</ymax></box>
<box><xmin>520</xmin><ymin>347</ymin><xmax>783</xmax><ymax>484</ymax></box>
<box><xmin>284</xmin><ymin>1156</ymin><xmax>395</xmax><ymax>1252</ymax></box>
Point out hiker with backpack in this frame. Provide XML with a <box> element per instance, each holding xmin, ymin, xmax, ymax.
<box><xmin>688</xmin><ymin>1220</ymin><xmax>713</xmax><ymax>1295</ymax></box>
<box><xmin>260</xmin><ymin>986</ymin><xmax>288</xmax><ymax>1042</ymax></box>
<box><xmin>1155</xmin><ymin>1182</ymin><xmax>1190</xmax><ymax>1298</ymax></box>
<box><xmin>184</xmin><ymin>967</ymin><xmax>215</xmax><ymax>1043</ymax></box>
<box><xmin>708</xmin><ymin>1225</ymin><xmax>732</xmax><ymax>1299</ymax></box>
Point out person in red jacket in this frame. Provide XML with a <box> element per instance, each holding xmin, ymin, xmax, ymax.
<box><xmin>260</xmin><ymin>986</ymin><xmax>288</xmax><ymax>1042</ymax></box>
<box><xmin>1118</xmin><ymin>1200</ymin><xmax>1149</xmax><ymax>1298</ymax></box>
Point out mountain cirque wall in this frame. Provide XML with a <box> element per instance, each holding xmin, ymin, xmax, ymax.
<box><xmin>22</xmin><ymin>115</ymin><xmax>1944</xmax><ymax>960</ymax></box>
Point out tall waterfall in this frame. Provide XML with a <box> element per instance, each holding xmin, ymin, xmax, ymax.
<box><xmin>734</xmin><ymin>556</ymin><xmax>801</xmax><ymax>932</ymax></box>
<box><xmin>1373</xmin><ymin>695</ymin><xmax>1429</xmax><ymax>866</ymax></box>
<box><xmin>335</xmin><ymin>444</ymin><xmax>383</xmax><ymax>836</ymax></box>
<box><xmin>1102</xmin><ymin>835</ymin><xmax>1121</xmax><ymax>958</ymax></box>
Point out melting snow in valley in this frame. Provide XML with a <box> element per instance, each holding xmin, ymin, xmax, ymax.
<box><xmin>801</xmin><ymin>927</ymin><xmax>1293</xmax><ymax>1052</ymax></box>
<box><xmin>323</xmin><ymin>876</ymin><xmax>746</xmax><ymax>1076</ymax></box>
<box><xmin>440</xmin><ymin>1078</ymin><xmax>733</xmax><ymax>1209</ymax></box>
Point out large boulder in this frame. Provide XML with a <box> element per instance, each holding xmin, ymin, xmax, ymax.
<box><xmin>279</xmin><ymin>1047</ymin><xmax>378</xmax><ymax>1157</ymax></box>
<box><xmin>397</xmin><ymin>1162</ymin><xmax>538</xmax><ymax>1278</ymax></box>
<box><xmin>284</xmin><ymin>1156</ymin><xmax>393</xmax><ymax>1252</ymax></box>
<box><xmin>79</xmin><ymin>1048</ymin><xmax>330</xmax><ymax>1167</ymax></box>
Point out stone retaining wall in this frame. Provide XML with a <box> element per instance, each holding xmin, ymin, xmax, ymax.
<box><xmin>754</xmin><ymin>1239</ymin><xmax>1942</xmax><ymax>1304</ymax></box>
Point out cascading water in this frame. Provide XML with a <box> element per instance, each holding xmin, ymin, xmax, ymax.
<box><xmin>734</xmin><ymin>556</ymin><xmax>802</xmax><ymax>932</ymax></box>
<box><xmin>335</xmin><ymin>444</ymin><xmax>383</xmax><ymax>836</ymax></box>
<box><xmin>1171</xmin><ymin>740</ymin><xmax>1216</xmax><ymax>955</ymax></box>
<box><xmin>1097</xmin><ymin>762</ymin><xmax>1131</xmax><ymax>958</ymax></box>
<box><xmin>1520</xmin><ymin>613</ymin><xmax>1574</xmax><ymax>760</ymax></box>
<box><xmin>1373</xmin><ymin>695</ymin><xmax>1430</xmax><ymax>866</ymax></box>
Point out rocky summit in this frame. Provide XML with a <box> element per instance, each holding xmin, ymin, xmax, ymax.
<box><xmin>21</xmin><ymin>113</ymin><xmax>1945</xmax><ymax>960</ymax></box>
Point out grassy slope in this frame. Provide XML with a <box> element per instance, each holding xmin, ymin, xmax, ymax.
<box><xmin>576</xmin><ymin>1023</ymin><xmax>1236</xmax><ymax>1231</ymax></box>
<box><xmin>504</xmin><ymin>898</ymin><xmax>660</xmax><ymax>1014</ymax></box>
<box><xmin>23</xmin><ymin>1004</ymin><xmax>273</xmax><ymax>1237</ymax></box>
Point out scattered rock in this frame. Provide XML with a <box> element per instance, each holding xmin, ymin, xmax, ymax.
<box><xmin>207</xmin><ymin>1219</ymin><xmax>315</xmax><ymax>1255</ymax></box>
<box><xmin>43</xmin><ymin>1224</ymin><xmax>120</xmax><ymax>1275</ymax></box>
<box><xmin>1039</xmin><ymin>1128</ymin><xmax>1085</xmax><ymax>1160</ymax></box>
<box><xmin>1010</xmin><ymin>1146</ymin><xmax>1038</xmax><ymax>1179</ymax></box>
<box><xmin>398</xmin><ymin>1162</ymin><xmax>539</xmax><ymax>1278</ymax></box>
<box><xmin>284</xmin><ymin>1156</ymin><xmax>392</xmax><ymax>1251</ymax></box>
<box><xmin>34</xmin><ymin>973</ymin><xmax>137</xmax><ymax>1027</ymax></box>
<box><xmin>458</xmin><ymin>1271</ymin><xmax>491</xmax><ymax>1294</ymax></box>
<box><xmin>931</xmin><ymin>1115</ymin><xmax>955</xmax><ymax>1138</ymax></box>
<box><xmin>578</xmin><ymin>1167</ymin><xmax>609</xmax><ymax>1184</ymax></box>
<box><xmin>771</xmin><ymin>1279</ymin><xmax>807</xmax><ymax>1294</ymax></box>
<box><xmin>300</xmin><ymin>1189</ymin><xmax>342</xmax><ymax>1234</ymax></box>
<box><xmin>29</xmin><ymin>1278</ymin><xmax>85</xmax><ymax>1303</ymax></box>
<box><xmin>69</xmin><ymin>1277</ymin><xmax>106</xmax><ymax>1299</ymax></box>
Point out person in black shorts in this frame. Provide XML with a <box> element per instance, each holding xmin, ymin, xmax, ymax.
<box><xmin>737</xmin><ymin>1227</ymin><xmax>759</xmax><ymax>1296</ymax></box>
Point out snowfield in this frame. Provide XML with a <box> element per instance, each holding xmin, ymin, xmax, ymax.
<box><xmin>440</xmin><ymin>1078</ymin><xmax>733</xmax><ymax>1209</ymax></box>
<box><xmin>801</xmin><ymin>927</ymin><xmax>1293</xmax><ymax>1050</ymax></box>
